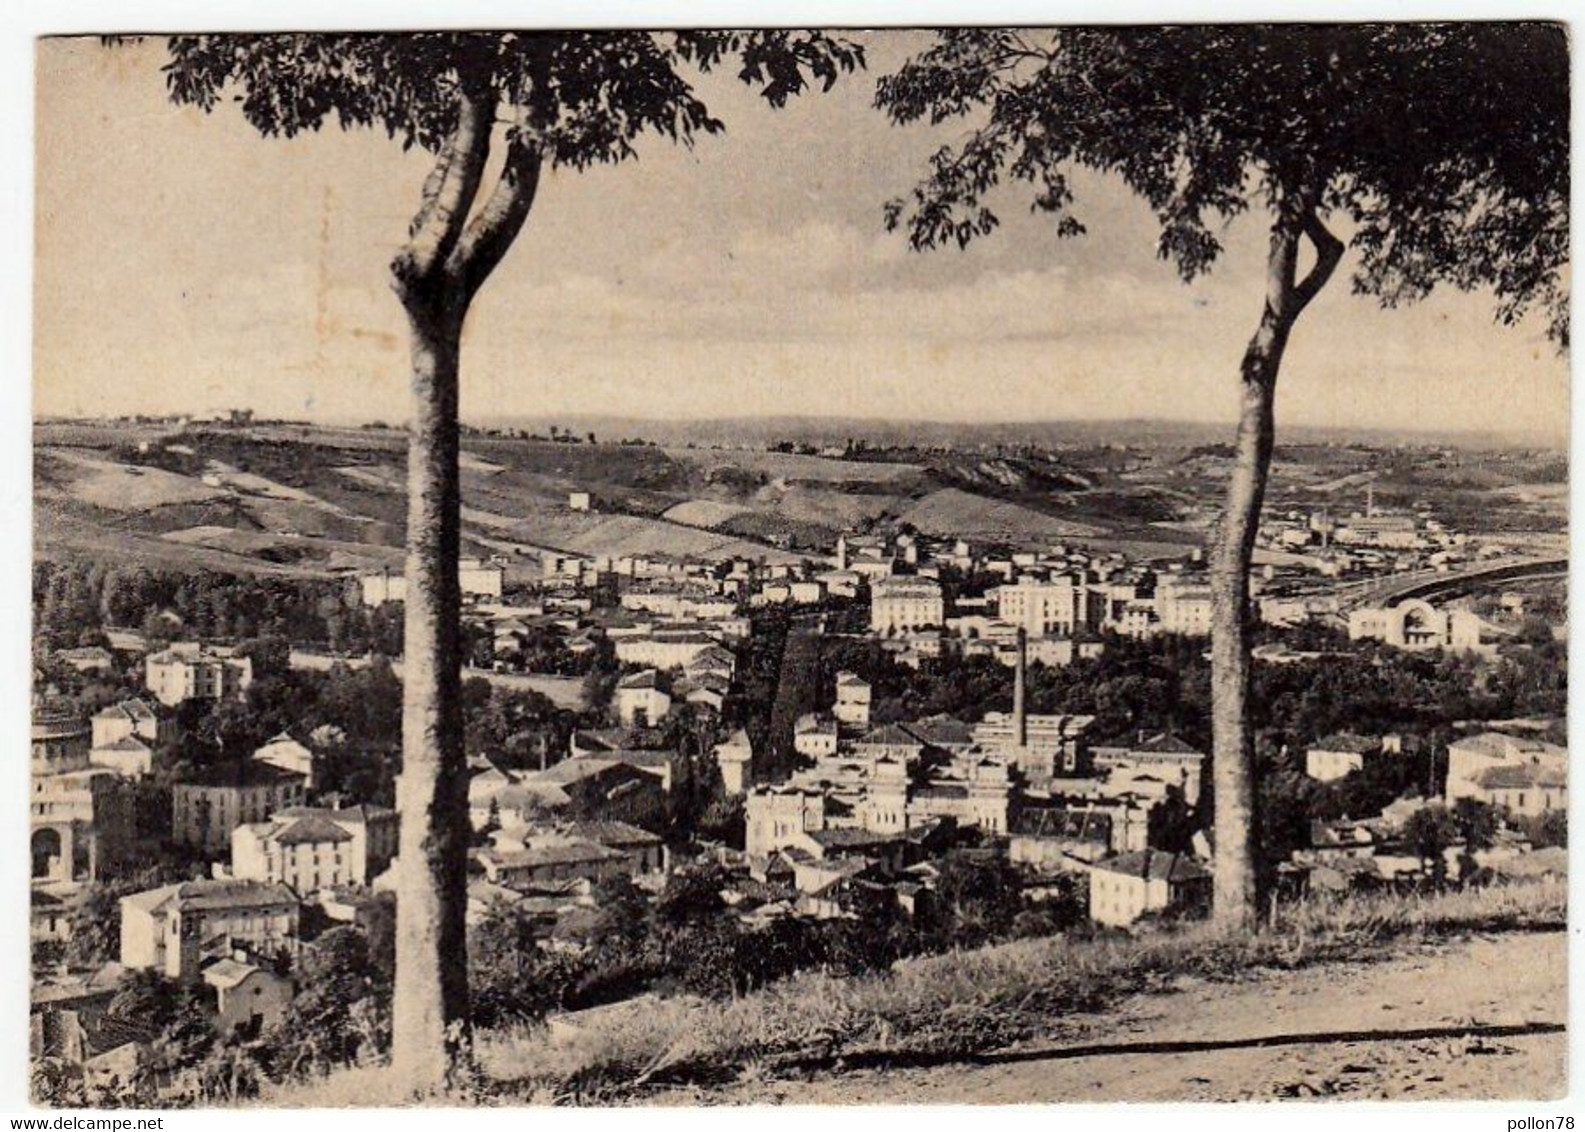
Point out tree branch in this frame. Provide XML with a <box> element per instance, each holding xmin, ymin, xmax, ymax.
<box><xmin>1290</xmin><ymin>209</ymin><xmax>1344</xmax><ymax>314</ymax></box>
<box><xmin>392</xmin><ymin>82</ymin><xmax>496</xmax><ymax>297</ymax></box>
<box><xmin>450</xmin><ymin>131</ymin><xmax>544</xmax><ymax>301</ymax></box>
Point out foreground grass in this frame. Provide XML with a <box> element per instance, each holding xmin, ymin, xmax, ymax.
<box><xmin>271</xmin><ymin>878</ymin><xmax>1565</xmax><ymax>1106</ymax></box>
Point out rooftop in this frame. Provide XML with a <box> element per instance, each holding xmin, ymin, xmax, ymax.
<box><xmin>1093</xmin><ymin>849</ymin><xmax>1210</xmax><ymax>883</ymax></box>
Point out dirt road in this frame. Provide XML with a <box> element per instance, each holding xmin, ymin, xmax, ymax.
<box><xmin>711</xmin><ymin>930</ymin><xmax>1567</xmax><ymax>1104</ymax></box>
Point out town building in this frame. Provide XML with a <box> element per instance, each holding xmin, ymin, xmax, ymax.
<box><xmin>870</xmin><ymin>577</ymin><xmax>946</xmax><ymax>636</ymax></box>
<box><xmin>833</xmin><ymin>672</ymin><xmax>872</xmax><ymax>729</ymax></box>
<box><xmin>32</xmin><ymin>705</ymin><xmax>132</xmax><ymax>892</ymax></box>
<box><xmin>1088</xmin><ymin>850</ymin><xmax>1212</xmax><ymax>927</ymax></box>
<box><xmin>119</xmin><ymin>879</ymin><xmax>300</xmax><ymax>982</ymax></box>
<box><xmin>252</xmin><ymin>733</ymin><xmax>317</xmax><ymax>789</ymax></box>
<box><xmin>172</xmin><ymin>763</ymin><xmax>309</xmax><ymax>854</ymax></box>
<box><xmin>230</xmin><ymin>805</ymin><xmax>399</xmax><ymax>893</ymax></box>
<box><xmin>1348</xmin><ymin>598</ymin><xmax>1488</xmax><ymax>653</ymax></box>
<box><xmin>1304</xmin><ymin>733</ymin><xmax>1400</xmax><ymax>782</ymax></box>
<box><xmin>90</xmin><ymin>698</ymin><xmax>171</xmax><ymax>750</ymax></box>
<box><xmin>144</xmin><ymin>644</ymin><xmax>253</xmax><ymax>707</ymax></box>
<box><xmin>994</xmin><ymin>579</ymin><xmax>1087</xmax><ymax>637</ymax></box>
<box><xmin>714</xmin><ymin>729</ymin><xmax>754</xmax><ymax>795</ymax></box>
<box><xmin>1445</xmin><ymin>732</ymin><xmax>1568</xmax><ymax>817</ymax></box>
<box><xmin>202</xmin><ymin>955</ymin><xmax>295</xmax><ymax>1038</ymax></box>
<box><xmin>358</xmin><ymin>557</ymin><xmax>506</xmax><ymax>607</ymax></box>
<box><xmin>1093</xmin><ymin>733</ymin><xmax>1207</xmax><ymax>801</ymax></box>
<box><xmin>793</xmin><ymin>713</ymin><xmax>840</xmax><ymax>759</ymax></box>
<box><xmin>614</xmin><ymin>669</ymin><xmax>671</xmax><ymax>727</ymax></box>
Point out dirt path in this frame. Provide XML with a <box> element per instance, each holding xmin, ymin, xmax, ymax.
<box><xmin>708</xmin><ymin>930</ymin><xmax>1567</xmax><ymax>1104</ymax></box>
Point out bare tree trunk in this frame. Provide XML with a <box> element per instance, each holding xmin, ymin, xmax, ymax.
<box><xmin>1210</xmin><ymin>203</ymin><xmax>1342</xmax><ymax>931</ymax></box>
<box><xmin>390</xmin><ymin>285</ymin><xmax>471</xmax><ymax>1092</ymax></box>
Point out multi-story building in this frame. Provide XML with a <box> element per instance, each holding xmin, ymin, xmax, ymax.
<box><xmin>1092</xmin><ymin>732</ymin><xmax>1207</xmax><ymax>801</ymax></box>
<box><xmin>172</xmin><ymin>763</ymin><xmax>308</xmax><ymax>854</ymax></box>
<box><xmin>870</xmin><ymin>577</ymin><xmax>945</xmax><ymax>636</ymax></box>
<box><xmin>833</xmin><ymin>672</ymin><xmax>872</xmax><ymax>729</ymax></box>
<box><xmin>144</xmin><ymin>644</ymin><xmax>253</xmax><ymax>707</ymax></box>
<box><xmin>745</xmin><ymin>786</ymin><xmax>828</xmax><ymax>857</ymax></box>
<box><xmin>230</xmin><ymin>804</ymin><xmax>399</xmax><ymax>893</ymax></box>
<box><xmin>1445</xmin><ymin>732</ymin><xmax>1568</xmax><ymax>817</ymax></box>
<box><xmin>613</xmin><ymin>632</ymin><xmax>733</xmax><ymax>672</ymax></box>
<box><xmin>32</xmin><ymin>705</ymin><xmax>133</xmax><ymax>891</ymax></box>
<box><xmin>994</xmin><ymin>579</ymin><xmax>1087</xmax><ymax>637</ymax></box>
<box><xmin>119</xmin><ymin>879</ymin><xmax>299</xmax><ymax>982</ymax></box>
<box><xmin>1154</xmin><ymin>575</ymin><xmax>1214</xmax><ymax>636</ymax></box>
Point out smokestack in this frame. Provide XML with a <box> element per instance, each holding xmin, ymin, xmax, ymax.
<box><xmin>1014</xmin><ymin>627</ymin><xmax>1028</xmax><ymax>748</ymax></box>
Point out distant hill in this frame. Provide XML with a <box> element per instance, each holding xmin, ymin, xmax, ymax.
<box><xmin>477</xmin><ymin>414</ymin><xmax>1569</xmax><ymax>454</ymax></box>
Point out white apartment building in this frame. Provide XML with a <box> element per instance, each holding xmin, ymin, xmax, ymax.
<box><xmin>231</xmin><ymin>805</ymin><xmax>399</xmax><ymax>893</ymax></box>
<box><xmin>144</xmin><ymin>645</ymin><xmax>253</xmax><ymax>707</ymax></box>
<box><xmin>995</xmin><ymin>579</ymin><xmax>1087</xmax><ymax>637</ymax></box>
<box><xmin>870</xmin><ymin>577</ymin><xmax>945</xmax><ymax>635</ymax></box>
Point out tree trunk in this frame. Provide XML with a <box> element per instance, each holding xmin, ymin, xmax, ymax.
<box><xmin>1210</xmin><ymin>224</ymin><xmax>1298</xmax><ymax>932</ymax></box>
<box><xmin>1209</xmin><ymin>201</ymin><xmax>1342</xmax><ymax>932</ymax></box>
<box><xmin>390</xmin><ymin>285</ymin><xmax>472</xmax><ymax>1092</ymax></box>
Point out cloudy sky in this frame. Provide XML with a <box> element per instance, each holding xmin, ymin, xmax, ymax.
<box><xmin>35</xmin><ymin>33</ymin><xmax>1568</xmax><ymax>438</ymax></box>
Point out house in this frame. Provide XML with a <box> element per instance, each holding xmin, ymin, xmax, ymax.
<box><xmin>793</xmin><ymin>713</ymin><xmax>839</xmax><ymax>759</ymax></box>
<box><xmin>120</xmin><ymin>879</ymin><xmax>299</xmax><ymax>981</ymax></box>
<box><xmin>91</xmin><ymin>698</ymin><xmax>170</xmax><ymax>750</ymax></box>
<box><xmin>1446</xmin><ymin>732</ymin><xmax>1568</xmax><ymax>817</ymax></box>
<box><xmin>30</xmin><ymin>1010</ymin><xmax>153</xmax><ymax>1090</ymax></box>
<box><xmin>144</xmin><ymin>643</ymin><xmax>252</xmax><ymax>707</ymax></box>
<box><xmin>500</xmin><ymin>758</ymin><xmax>666</xmax><ymax>828</ymax></box>
<box><xmin>202</xmin><ymin>955</ymin><xmax>294</xmax><ymax>1038</ymax></box>
<box><xmin>1305</xmin><ymin>733</ymin><xmax>1399</xmax><ymax>782</ymax></box>
<box><xmin>564</xmin><ymin>820</ymin><xmax>667</xmax><ymax>874</ymax></box>
<box><xmin>569</xmin><ymin>490</ymin><xmax>592</xmax><ymax>512</ymax></box>
<box><xmin>253</xmin><ymin>733</ymin><xmax>317</xmax><ymax>789</ymax></box>
<box><xmin>172</xmin><ymin>763</ymin><xmax>308</xmax><ymax>854</ymax></box>
<box><xmin>614</xmin><ymin>669</ymin><xmax>671</xmax><ymax>727</ymax></box>
<box><xmin>88</xmin><ymin>735</ymin><xmax>155</xmax><ymax>779</ymax></box>
<box><xmin>231</xmin><ymin>805</ymin><xmax>399</xmax><ymax>893</ymax></box>
<box><xmin>477</xmin><ymin>838</ymin><xmax>630</xmax><ymax>888</ymax></box>
<box><xmin>1088</xmin><ymin>850</ymin><xmax>1212</xmax><ymax>927</ymax></box>
<box><xmin>714</xmin><ymin>728</ymin><xmax>754</xmax><ymax>795</ymax></box>
<box><xmin>57</xmin><ymin>646</ymin><xmax>114</xmax><ymax>673</ymax></box>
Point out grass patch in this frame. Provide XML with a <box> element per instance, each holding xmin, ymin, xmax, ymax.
<box><xmin>265</xmin><ymin>879</ymin><xmax>1564</xmax><ymax>1106</ymax></box>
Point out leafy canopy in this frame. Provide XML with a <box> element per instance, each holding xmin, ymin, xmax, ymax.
<box><xmin>163</xmin><ymin>31</ymin><xmax>865</xmax><ymax>169</ymax></box>
<box><xmin>876</xmin><ymin>25</ymin><xmax>1568</xmax><ymax>344</ymax></box>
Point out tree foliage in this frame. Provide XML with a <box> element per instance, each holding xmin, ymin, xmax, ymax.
<box><xmin>876</xmin><ymin>24</ymin><xmax>1568</xmax><ymax>343</ymax></box>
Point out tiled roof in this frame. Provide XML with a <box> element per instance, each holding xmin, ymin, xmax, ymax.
<box><xmin>1311</xmin><ymin>733</ymin><xmax>1380</xmax><ymax>755</ymax></box>
<box><xmin>273</xmin><ymin>815</ymin><xmax>354</xmax><ymax>846</ymax></box>
<box><xmin>858</xmin><ymin>723</ymin><xmax>923</xmax><ymax>747</ymax></box>
<box><xmin>1137</xmin><ymin>732</ymin><xmax>1203</xmax><ymax>755</ymax></box>
<box><xmin>1093</xmin><ymin>850</ymin><xmax>1210</xmax><ymax>883</ymax></box>
<box><xmin>1474</xmin><ymin>763</ymin><xmax>1568</xmax><ymax>790</ymax></box>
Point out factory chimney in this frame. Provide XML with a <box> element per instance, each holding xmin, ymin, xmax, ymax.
<box><xmin>1013</xmin><ymin>627</ymin><xmax>1028</xmax><ymax>748</ymax></box>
